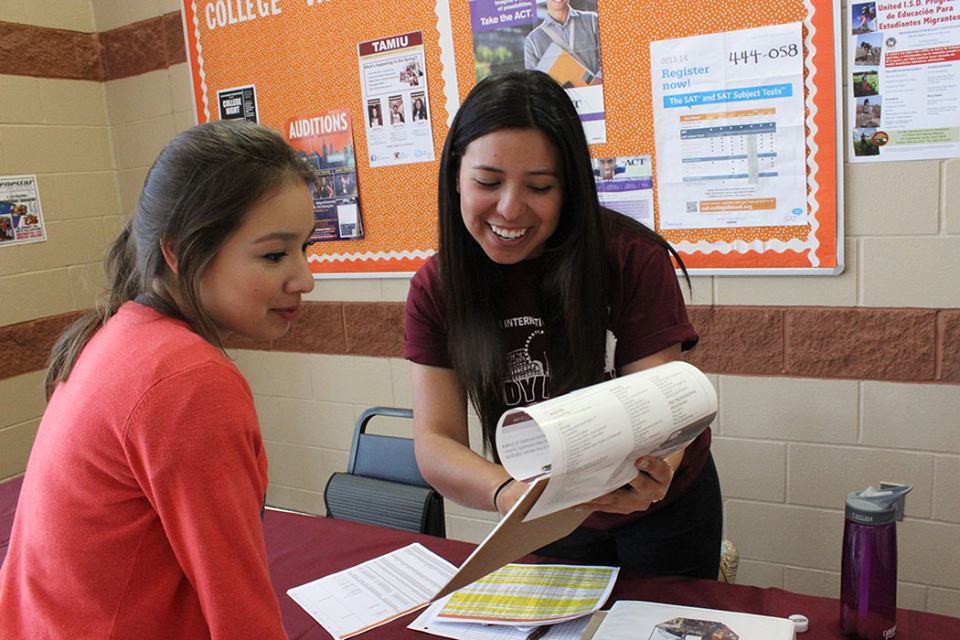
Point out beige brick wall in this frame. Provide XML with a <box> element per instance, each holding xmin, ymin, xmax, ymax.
<box><xmin>231</xmin><ymin>351</ymin><xmax>501</xmax><ymax>542</ymax></box>
<box><xmin>0</xmin><ymin>0</ymin><xmax>96</xmax><ymax>31</ymax></box>
<box><xmin>239</xmin><ymin>350</ymin><xmax>960</xmax><ymax>614</ymax></box>
<box><xmin>106</xmin><ymin>65</ymin><xmax>196</xmax><ymax>208</ymax></box>
<box><xmin>714</xmin><ymin>374</ymin><xmax>960</xmax><ymax>615</ymax></box>
<box><xmin>91</xmin><ymin>0</ymin><xmax>182</xmax><ymax>32</ymax></box>
<box><xmin>0</xmin><ymin>0</ymin><xmax>115</xmax><ymax>326</ymax></box>
<box><xmin>0</xmin><ymin>371</ymin><xmax>46</xmax><ymax>481</ymax></box>
<box><xmin>0</xmin><ymin>0</ymin><xmax>115</xmax><ymax>477</ymax></box>
<box><xmin>0</xmin><ymin>1</ymin><xmax>188</xmax><ymax>478</ymax></box>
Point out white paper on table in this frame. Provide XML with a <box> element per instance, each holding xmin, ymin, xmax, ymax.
<box><xmin>497</xmin><ymin>361</ymin><xmax>717</xmax><ymax>522</ymax></box>
<box><xmin>592</xmin><ymin>600</ymin><xmax>796</xmax><ymax>640</ymax></box>
<box><xmin>287</xmin><ymin>542</ymin><xmax>457</xmax><ymax>639</ymax></box>
<box><xmin>409</xmin><ymin>596</ymin><xmax>592</xmax><ymax>640</ymax></box>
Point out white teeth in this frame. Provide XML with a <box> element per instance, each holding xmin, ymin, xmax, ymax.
<box><xmin>489</xmin><ymin>224</ymin><xmax>528</xmax><ymax>240</ymax></box>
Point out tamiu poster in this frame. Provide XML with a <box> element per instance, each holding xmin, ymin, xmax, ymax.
<box><xmin>468</xmin><ymin>0</ymin><xmax>607</xmax><ymax>143</ymax></box>
<box><xmin>357</xmin><ymin>31</ymin><xmax>436</xmax><ymax>168</ymax></box>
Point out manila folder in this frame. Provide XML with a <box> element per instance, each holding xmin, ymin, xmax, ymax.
<box><xmin>433</xmin><ymin>476</ymin><xmax>589</xmax><ymax>601</ymax></box>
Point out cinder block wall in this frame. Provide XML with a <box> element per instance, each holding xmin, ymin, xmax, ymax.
<box><xmin>0</xmin><ymin>4</ymin><xmax>116</xmax><ymax>473</ymax></box>
<box><xmin>0</xmin><ymin>0</ymin><xmax>957</xmax><ymax>617</ymax></box>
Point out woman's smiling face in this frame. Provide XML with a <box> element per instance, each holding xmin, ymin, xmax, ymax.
<box><xmin>457</xmin><ymin>128</ymin><xmax>563</xmax><ymax>265</ymax></box>
<box><xmin>196</xmin><ymin>180</ymin><xmax>316</xmax><ymax>342</ymax></box>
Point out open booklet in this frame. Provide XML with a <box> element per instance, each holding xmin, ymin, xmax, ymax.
<box><xmin>430</xmin><ymin>361</ymin><xmax>717</xmax><ymax>601</ymax></box>
<box><xmin>497</xmin><ymin>360</ymin><xmax>717</xmax><ymax>522</ymax></box>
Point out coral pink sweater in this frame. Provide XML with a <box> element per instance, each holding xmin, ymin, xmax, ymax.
<box><xmin>0</xmin><ymin>303</ymin><xmax>287</xmax><ymax>639</ymax></box>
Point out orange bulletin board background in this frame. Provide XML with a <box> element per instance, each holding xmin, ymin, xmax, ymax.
<box><xmin>182</xmin><ymin>0</ymin><xmax>843</xmax><ymax>276</ymax></box>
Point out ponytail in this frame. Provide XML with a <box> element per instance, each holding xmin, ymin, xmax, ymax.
<box><xmin>44</xmin><ymin>221</ymin><xmax>138</xmax><ymax>399</ymax></box>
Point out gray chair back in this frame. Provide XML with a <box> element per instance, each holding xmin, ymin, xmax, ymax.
<box><xmin>324</xmin><ymin>406</ymin><xmax>445</xmax><ymax>537</ymax></box>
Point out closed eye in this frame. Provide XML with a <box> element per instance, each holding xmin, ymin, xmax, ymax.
<box><xmin>528</xmin><ymin>184</ymin><xmax>554</xmax><ymax>193</ymax></box>
<box><xmin>474</xmin><ymin>179</ymin><xmax>500</xmax><ymax>188</ymax></box>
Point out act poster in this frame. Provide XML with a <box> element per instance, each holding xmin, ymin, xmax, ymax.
<box><xmin>592</xmin><ymin>155</ymin><xmax>654</xmax><ymax>229</ymax></box>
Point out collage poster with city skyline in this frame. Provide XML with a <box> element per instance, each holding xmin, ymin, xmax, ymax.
<box><xmin>285</xmin><ymin>109</ymin><xmax>363</xmax><ymax>242</ymax></box>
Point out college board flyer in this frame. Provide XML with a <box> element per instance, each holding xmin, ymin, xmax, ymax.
<box><xmin>357</xmin><ymin>31</ymin><xmax>436</xmax><ymax>168</ymax></box>
<box><xmin>286</xmin><ymin>108</ymin><xmax>363</xmax><ymax>242</ymax></box>
<box><xmin>592</xmin><ymin>155</ymin><xmax>654</xmax><ymax>229</ymax></box>
<box><xmin>0</xmin><ymin>175</ymin><xmax>46</xmax><ymax>246</ymax></box>
<box><xmin>649</xmin><ymin>22</ymin><xmax>807</xmax><ymax>230</ymax></box>
<box><xmin>496</xmin><ymin>361</ymin><xmax>717</xmax><ymax>522</ymax></box>
<box><xmin>468</xmin><ymin>0</ymin><xmax>607</xmax><ymax>143</ymax></box>
<box><xmin>848</xmin><ymin>0</ymin><xmax>960</xmax><ymax>161</ymax></box>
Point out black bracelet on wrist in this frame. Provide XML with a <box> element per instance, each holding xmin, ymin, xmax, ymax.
<box><xmin>492</xmin><ymin>477</ymin><xmax>514</xmax><ymax>511</ymax></box>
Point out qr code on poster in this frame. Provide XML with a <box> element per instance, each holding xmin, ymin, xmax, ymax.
<box><xmin>686</xmin><ymin>201</ymin><xmax>698</xmax><ymax>213</ymax></box>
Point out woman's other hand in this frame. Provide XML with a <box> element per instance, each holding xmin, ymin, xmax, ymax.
<box><xmin>578</xmin><ymin>456</ymin><xmax>674</xmax><ymax>515</ymax></box>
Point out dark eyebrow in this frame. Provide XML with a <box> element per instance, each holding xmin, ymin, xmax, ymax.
<box><xmin>253</xmin><ymin>231</ymin><xmax>308</xmax><ymax>244</ymax></box>
<box><xmin>471</xmin><ymin>164</ymin><xmax>559</xmax><ymax>177</ymax></box>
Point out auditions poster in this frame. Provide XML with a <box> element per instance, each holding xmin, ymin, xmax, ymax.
<box><xmin>286</xmin><ymin>109</ymin><xmax>363</xmax><ymax>242</ymax></box>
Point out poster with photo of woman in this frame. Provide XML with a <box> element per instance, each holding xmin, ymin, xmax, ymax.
<box><xmin>357</xmin><ymin>31</ymin><xmax>436</xmax><ymax>167</ymax></box>
<box><xmin>411</xmin><ymin>92</ymin><xmax>429</xmax><ymax>122</ymax></box>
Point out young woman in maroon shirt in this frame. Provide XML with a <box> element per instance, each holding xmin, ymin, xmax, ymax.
<box><xmin>405</xmin><ymin>71</ymin><xmax>722</xmax><ymax>577</ymax></box>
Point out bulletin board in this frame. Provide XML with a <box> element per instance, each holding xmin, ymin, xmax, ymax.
<box><xmin>182</xmin><ymin>0</ymin><xmax>843</xmax><ymax>276</ymax></box>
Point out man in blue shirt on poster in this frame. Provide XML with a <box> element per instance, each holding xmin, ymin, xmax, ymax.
<box><xmin>524</xmin><ymin>0</ymin><xmax>602</xmax><ymax>83</ymax></box>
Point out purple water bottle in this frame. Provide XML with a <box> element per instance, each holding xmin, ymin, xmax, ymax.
<box><xmin>841</xmin><ymin>482</ymin><xmax>912</xmax><ymax>639</ymax></box>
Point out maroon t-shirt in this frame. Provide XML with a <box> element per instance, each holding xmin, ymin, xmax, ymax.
<box><xmin>404</xmin><ymin>222</ymin><xmax>709</xmax><ymax>529</ymax></box>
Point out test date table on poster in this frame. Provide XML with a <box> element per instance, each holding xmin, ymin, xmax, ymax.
<box><xmin>0</xmin><ymin>476</ymin><xmax>956</xmax><ymax>639</ymax></box>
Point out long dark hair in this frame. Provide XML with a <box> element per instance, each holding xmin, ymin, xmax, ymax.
<box><xmin>45</xmin><ymin>121</ymin><xmax>315</xmax><ymax>399</ymax></box>
<box><xmin>438</xmin><ymin>70</ymin><xmax>688</xmax><ymax>455</ymax></box>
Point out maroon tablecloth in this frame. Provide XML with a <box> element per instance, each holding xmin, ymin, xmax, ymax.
<box><xmin>264</xmin><ymin>509</ymin><xmax>960</xmax><ymax>640</ymax></box>
<box><xmin>1</xmin><ymin>475</ymin><xmax>957</xmax><ymax>639</ymax></box>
